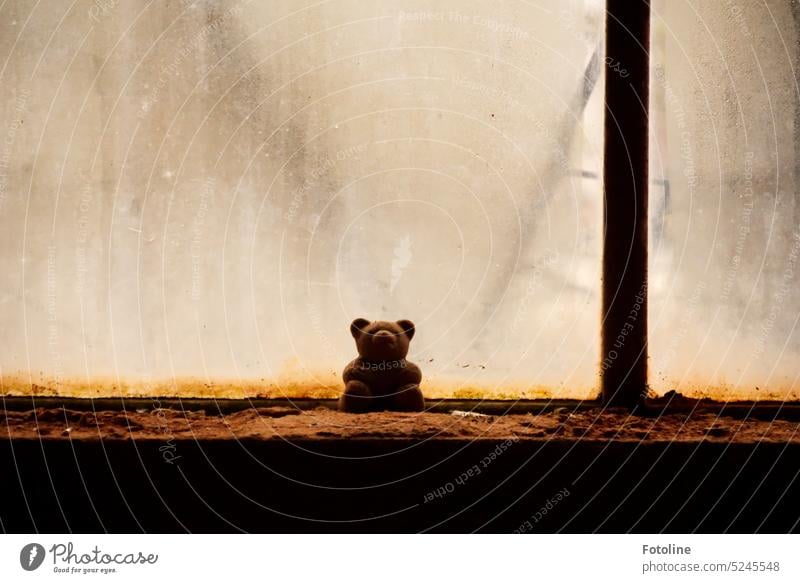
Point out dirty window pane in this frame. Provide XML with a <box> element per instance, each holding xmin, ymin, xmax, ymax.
<box><xmin>0</xmin><ymin>0</ymin><xmax>603</xmax><ymax>399</ymax></box>
<box><xmin>649</xmin><ymin>0</ymin><xmax>800</xmax><ymax>399</ymax></box>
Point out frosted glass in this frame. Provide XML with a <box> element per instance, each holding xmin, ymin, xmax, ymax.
<box><xmin>650</xmin><ymin>0</ymin><xmax>800</xmax><ymax>399</ymax></box>
<box><xmin>0</xmin><ymin>0</ymin><xmax>603</xmax><ymax>398</ymax></box>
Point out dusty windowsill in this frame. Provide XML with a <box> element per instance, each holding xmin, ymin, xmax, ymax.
<box><xmin>2</xmin><ymin>406</ymin><xmax>799</xmax><ymax>443</ymax></box>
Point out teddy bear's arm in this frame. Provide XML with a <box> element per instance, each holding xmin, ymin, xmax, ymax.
<box><xmin>342</xmin><ymin>359</ymin><xmax>369</xmax><ymax>384</ymax></box>
<box><xmin>398</xmin><ymin>361</ymin><xmax>422</xmax><ymax>385</ymax></box>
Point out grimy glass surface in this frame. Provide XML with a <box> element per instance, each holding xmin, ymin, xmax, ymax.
<box><xmin>649</xmin><ymin>0</ymin><xmax>800</xmax><ymax>399</ymax></box>
<box><xmin>0</xmin><ymin>0</ymin><xmax>603</xmax><ymax>399</ymax></box>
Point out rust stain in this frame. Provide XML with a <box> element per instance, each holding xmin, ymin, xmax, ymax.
<box><xmin>0</xmin><ymin>373</ymin><xmax>598</xmax><ymax>400</ymax></box>
<box><xmin>655</xmin><ymin>379</ymin><xmax>800</xmax><ymax>402</ymax></box>
<box><xmin>3</xmin><ymin>374</ymin><xmax>794</xmax><ymax>401</ymax></box>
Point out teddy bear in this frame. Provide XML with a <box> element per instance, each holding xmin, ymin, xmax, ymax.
<box><xmin>339</xmin><ymin>318</ymin><xmax>424</xmax><ymax>413</ymax></box>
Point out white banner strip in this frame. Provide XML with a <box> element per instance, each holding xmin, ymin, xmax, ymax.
<box><xmin>0</xmin><ymin>535</ymin><xmax>797</xmax><ymax>582</ymax></box>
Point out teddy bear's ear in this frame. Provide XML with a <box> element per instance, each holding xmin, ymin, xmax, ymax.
<box><xmin>350</xmin><ymin>318</ymin><xmax>370</xmax><ymax>339</ymax></box>
<box><xmin>396</xmin><ymin>319</ymin><xmax>415</xmax><ymax>340</ymax></box>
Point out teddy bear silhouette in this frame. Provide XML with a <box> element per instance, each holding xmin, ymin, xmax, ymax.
<box><xmin>339</xmin><ymin>318</ymin><xmax>424</xmax><ymax>413</ymax></box>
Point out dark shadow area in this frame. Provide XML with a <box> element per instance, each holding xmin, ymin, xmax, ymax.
<box><xmin>2</xmin><ymin>436</ymin><xmax>799</xmax><ymax>533</ymax></box>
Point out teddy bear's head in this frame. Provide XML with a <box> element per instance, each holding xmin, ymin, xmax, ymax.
<box><xmin>350</xmin><ymin>318</ymin><xmax>415</xmax><ymax>362</ymax></box>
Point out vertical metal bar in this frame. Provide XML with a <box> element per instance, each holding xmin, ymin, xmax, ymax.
<box><xmin>602</xmin><ymin>0</ymin><xmax>650</xmax><ymax>406</ymax></box>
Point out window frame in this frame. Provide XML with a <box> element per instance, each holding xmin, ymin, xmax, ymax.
<box><xmin>8</xmin><ymin>0</ymin><xmax>794</xmax><ymax>413</ymax></box>
<box><xmin>600</xmin><ymin>0</ymin><xmax>650</xmax><ymax>406</ymax></box>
